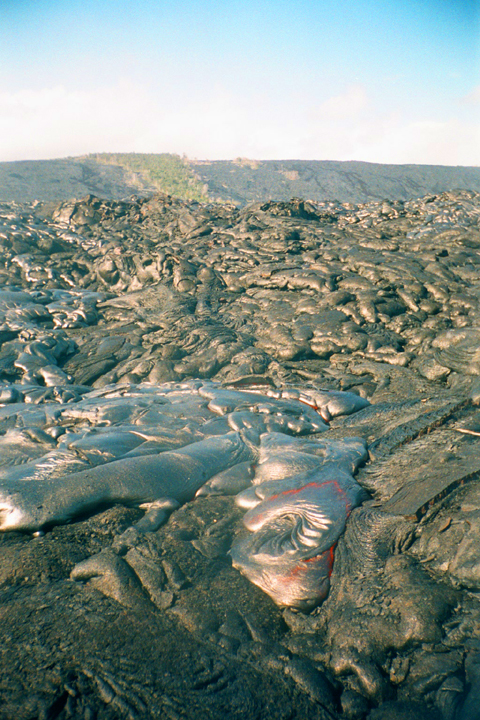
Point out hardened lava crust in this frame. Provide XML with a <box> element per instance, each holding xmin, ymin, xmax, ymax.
<box><xmin>1</xmin><ymin>191</ymin><xmax>480</xmax><ymax>719</ymax></box>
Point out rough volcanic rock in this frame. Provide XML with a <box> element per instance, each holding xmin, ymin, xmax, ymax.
<box><xmin>1</xmin><ymin>190</ymin><xmax>480</xmax><ymax>719</ymax></box>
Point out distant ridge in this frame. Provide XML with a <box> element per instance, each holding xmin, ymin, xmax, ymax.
<box><xmin>193</xmin><ymin>158</ymin><xmax>480</xmax><ymax>205</ymax></box>
<box><xmin>0</xmin><ymin>153</ymin><xmax>479</xmax><ymax>205</ymax></box>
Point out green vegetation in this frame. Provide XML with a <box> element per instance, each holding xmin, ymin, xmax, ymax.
<box><xmin>90</xmin><ymin>153</ymin><xmax>209</xmax><ymax>202</ymax></box>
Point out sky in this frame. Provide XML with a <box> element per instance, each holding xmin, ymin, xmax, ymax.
<box><xmin>0</xmin><ymin>0</ymin><xmax>479</xmax><ymax>165</ymax></box>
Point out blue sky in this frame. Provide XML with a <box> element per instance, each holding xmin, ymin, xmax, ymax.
<box><xmin>0</xmin><ymin>0</ymin><xmax>478</xmax><ymax>164</ymax></box>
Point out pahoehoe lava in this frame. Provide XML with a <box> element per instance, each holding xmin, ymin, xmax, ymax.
<box><xmin>1</xmin><ymin>190</ymin><xmax>480</xmax><ymax>719</ymax></box>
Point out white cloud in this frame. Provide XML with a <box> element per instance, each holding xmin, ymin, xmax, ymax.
<box><xmin>462</xmin><ymin>85</ymin><xmax>480</xmax><ymax>105</ymax></box>
<box><xmin>296</xmin><ymin>90</ymin><xmax>480</xmax><ymax>165</ymax></box>
<box><xmin>356</xmin><ymin>119</ymin><xmax>480</xmax><ymax>166</ymax></box>
<box><xmin>317</xmin><ymin>84</ymin><xmax>369</xmax><ymax>119</ymax></box>
<box><xmin>0</xmin><ymin>80</ymin><xmax>478</xmax><ymax>165</ymax></box>
<box><xmin>0</xmin><ymin>81</ymin><xmax>156</xmax><ymax>161</ymax></box>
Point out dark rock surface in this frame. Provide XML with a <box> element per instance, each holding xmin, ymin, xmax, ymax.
<box><xmin>1</xmin><ymin>189</ymin><xmax>480</xmax><ymax>719</ymax></box>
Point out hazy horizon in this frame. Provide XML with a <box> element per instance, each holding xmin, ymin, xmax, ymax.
<box><xmin>1</xmin><ymin>153</ymin><xmax>480</xmax><ymax>170</ymax></box>
<box><xmin>1</xmin><ymin>0</ymin><xmax>479</xmax><ymax>166</ymax></box>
